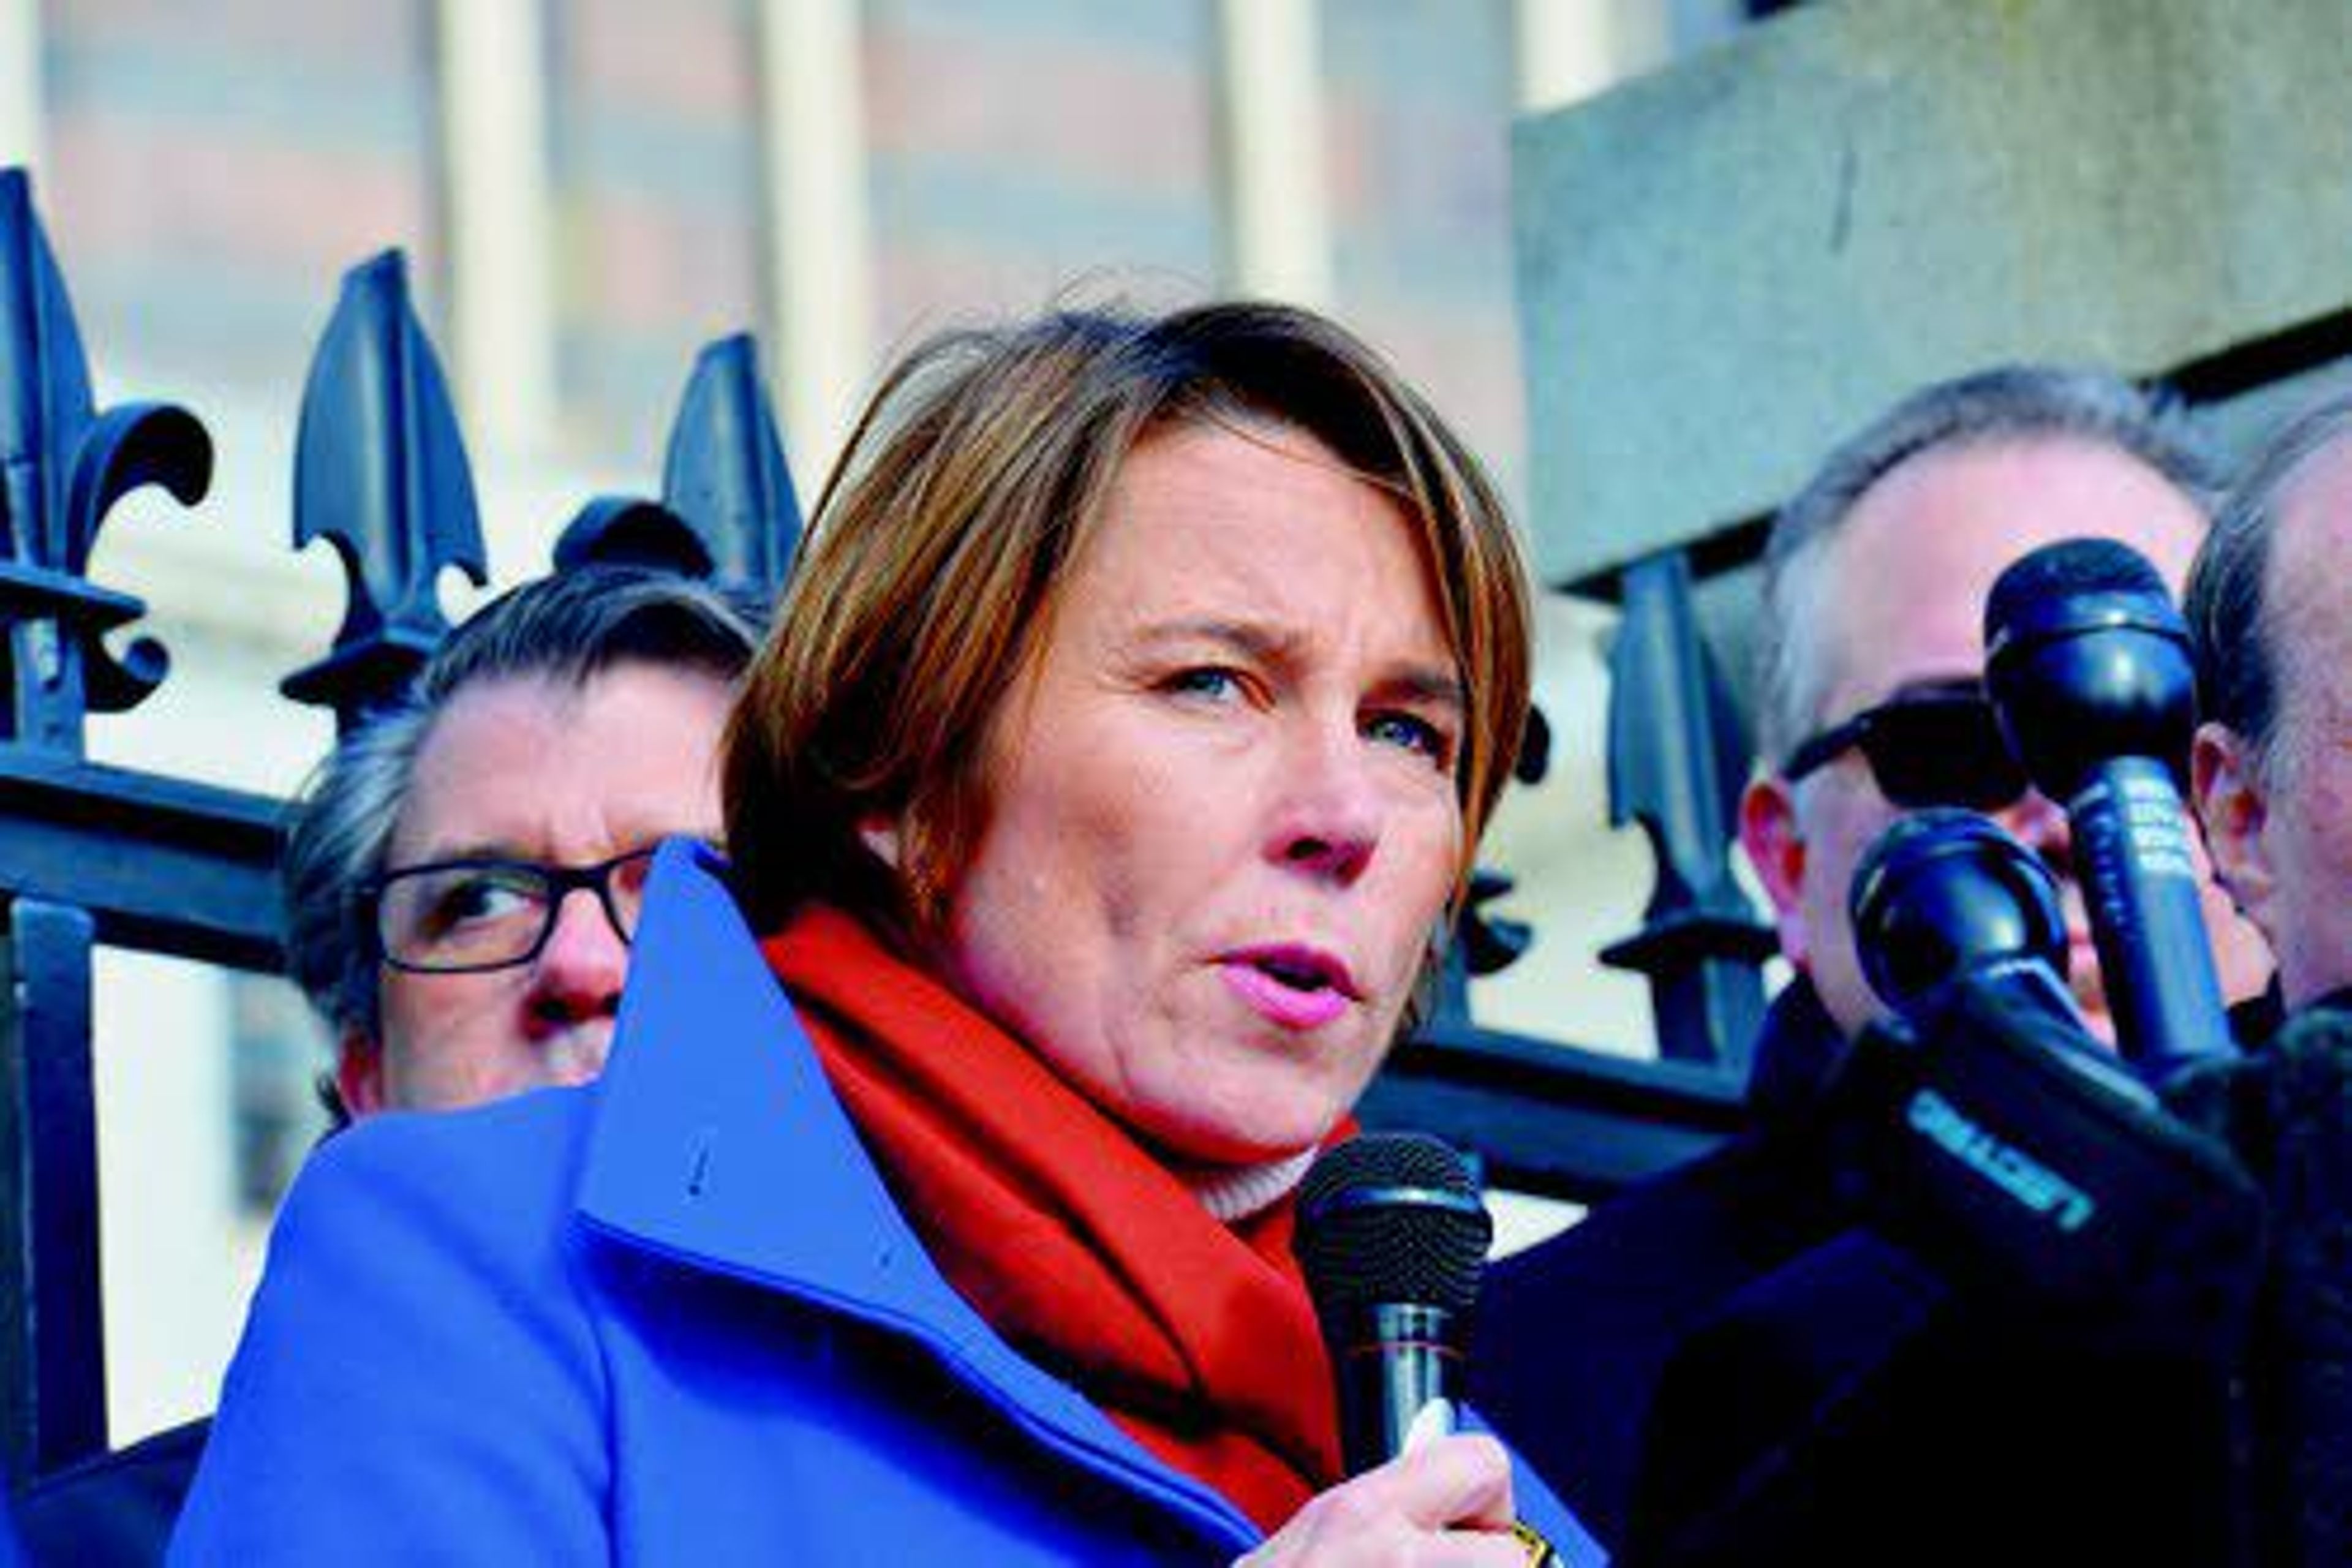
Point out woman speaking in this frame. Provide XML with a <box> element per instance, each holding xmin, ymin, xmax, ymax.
<box><xmin>173</xmin><ymin>303</ymin><xmax>1596</xmax><ymax>1564</ymax></box>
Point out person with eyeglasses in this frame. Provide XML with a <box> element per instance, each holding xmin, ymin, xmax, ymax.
<box><xmin>288</xmin><ymin>563</ymin><xmax>766</xmax><ymax>1118</ymax></box>
<box><xmin>15</xmin><ymin>560</ymin><xmax>767</xmax><ymax>1568</ymax></box>
<box><xmin>1476</xmin><ymin>367</ymin><xmax>2276</xmax><ymax>1565</ymax></box>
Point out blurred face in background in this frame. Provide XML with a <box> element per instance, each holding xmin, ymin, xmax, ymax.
<box><xmin>1743</xmin><ymin>437</ymin><xmax>2273</xmax><ymax>1040</ymax></box>
<box><xmin>342</xmin><ymin>662</ymin><xmax>734</xmax><ymax>1114</ymax></box>
<box><xmin>912</xmin><ymin>421</ymin><xmax>1466</xmax><ymax>1166</ymax></box>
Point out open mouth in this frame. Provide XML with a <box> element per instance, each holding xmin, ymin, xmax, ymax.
<box><xmin>1231</xmin><ymin>944</ymin><xmax>1357</xmax><ymax>998</ymax></box>
<box><xmin>1257</xmin><ymin>955</ymin><xmax>1337</xmax><ymax>993</ymax></box>
<box><xmin>1219</xmin><ymin>945</ymin><xmax>1360</xmax><ymax>1030</ymax></box>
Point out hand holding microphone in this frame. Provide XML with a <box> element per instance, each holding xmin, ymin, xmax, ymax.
<box><xmin>1235</xmin><ymin>1432</ymin><xmax>1524</xmax><ymax>1566</ymax></box>
<box><xmin>1240</xmin><ymin>1134</ymin><xmax>1566</xmax><ymax>1566</ymax></box>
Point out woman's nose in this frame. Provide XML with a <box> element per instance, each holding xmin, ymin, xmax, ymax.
<box><xmin>1268</xmin><ymin>723</ymin><xmax>1382</xmax><ymax>886</ymax></box>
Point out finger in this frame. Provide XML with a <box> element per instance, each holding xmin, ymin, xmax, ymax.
<box><xmin>1373</xmin><ymin>1431</ymin><xmax>1517</xmax><ymax>1534</ymax></box>
<box><xmin>1430</xmin><ymin>1533</ymin><xmax>1547</xmax><ymax>1568</ymax></box>
<box><xmin>1401</xmin><ymin>1395</ymin><xmax>1457</xmax><ymax>1453</ymax></box>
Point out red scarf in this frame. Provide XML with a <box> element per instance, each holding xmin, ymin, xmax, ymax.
<box><xmin>763</xmin><ymin>904</ymin><xmax>1342</xmax><ymax>1533</ymax></box>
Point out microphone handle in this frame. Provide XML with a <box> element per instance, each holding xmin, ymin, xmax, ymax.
<box><xmin>2067</xmin><ymin>755</ymin><xmax>2233</xmax><ymax>1081</ymax></box>
<box><xmin>1329</xmin><ymin>1302</ymin><xmax>1465</xmax><ymax>1477</ymax></box>
<box><xmin>1328</xmin><ymin>1303</ymin><xmax>1569</xmax><ymax>1564</ymax></box>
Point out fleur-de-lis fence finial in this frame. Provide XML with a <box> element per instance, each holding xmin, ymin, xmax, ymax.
<box><xmin>279</xmin><ymin>249</ymin><xmax>488</xmax><ymax>737</ymax></box>
<box><xmin>553</xmin><ymin>333</ymin><xmax>801</xmax><ymax>594</ymax></box>
<box><xmin>0</xmin><ymin>167</ymin><xmax>213</xmax><ymax>753</ymax></box>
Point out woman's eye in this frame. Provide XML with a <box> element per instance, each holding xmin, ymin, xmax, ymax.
<box><xmin>1163</xmin><ymin>666</ymin><xmax>1245</xmax><ymax>703</ymax></box>
<box><xmin>1367</xmin><ymin>710</ymin><xmax>1454</xmax><ymax>767</ymax></box>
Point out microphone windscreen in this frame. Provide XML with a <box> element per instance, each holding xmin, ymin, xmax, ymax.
<box><xmin>1982</xmin><ymin>536</ymin><xmax>2199</xmax><ymax>799</ymax></box>
<box><xmin>1295</xmin><ymin>1133</ymin><xmax>1491</xmax><ymax>1316</ymax></box>
<box><xmin>1850</xmin><ymin>807</ymin><xmax>2069</xmax><ymax>1012</ymax></box>
<box><xmin>1985</xmin><ymin>536</ymin><xmax>2174</xmax><ymax>653</ymax></box>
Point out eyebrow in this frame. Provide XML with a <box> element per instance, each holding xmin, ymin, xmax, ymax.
<box><xmin>384</xmin><ymin>841</ymin><xmax>533</xmax><ymax>871</ymax></box>
<box><xmin>385</xmin><ymin>834</ymin><xmax>690</xmax><ymax>873</ymax></box>
<box><xmin>1133</xmin><ymin>617</ymin><xmax>1466</xmax><ymax>711</ymax></box>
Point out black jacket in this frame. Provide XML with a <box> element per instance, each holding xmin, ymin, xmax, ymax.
<box><xmin>1475</xmin><ymin>978</ymin><xmax>2255</xmax><ymax>1566</ymax></box>
<box><xmin>13</xmin><ymin>1418</ymin><xmax>206</xmax><ymax>1568</ymax></box>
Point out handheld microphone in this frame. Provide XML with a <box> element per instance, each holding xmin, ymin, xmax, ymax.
<box><xmin>1294</xmin><ymin>1133</ymin><xmax>1491</xmax><ymax>1477</ymax></box>
<box><xmin>1983</xmin><ymin>537</ymin><xmax>2235</xmax><ymax>1082</ymax></box>
<box><xmin>1852</xmin><ymin>806</ymin><xmax>2073</xmax><ymax>1017</ymax></box>
<box><xmin>1840</xmin><ymin>809</ymin><xmax>2261</xmax><ymax>1330</ymax></box>
<box><xmin>1849</xmin><ymin>807</ymin><xmax>2143</xmax><ymax>1104</ymax></box>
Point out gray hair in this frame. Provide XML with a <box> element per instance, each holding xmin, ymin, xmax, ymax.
<box><xmin>1755</xmin><ymin>366</ymin><xmax>2223</xmax><ymax>767</ymax></box>
<box><xmin>281</xmin><ymin>565</ymin><xmax>769</xmax><ymax>1047</ymax></box>
<box><xmin>2185</xmin><ymin>385</ymin><xmax>2352</xmax><ymax>784</ymax></box>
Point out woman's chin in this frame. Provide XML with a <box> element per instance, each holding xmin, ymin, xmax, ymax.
<box><xmin>1141</xmin><ymin>1102</ymin><xmax>1339</xmax><ymax>1176</ymax></box>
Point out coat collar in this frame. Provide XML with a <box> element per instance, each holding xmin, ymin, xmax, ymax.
<box><xmin>1742</xmin><ymin>976</ymin><xmax>1847</xmax><ymax>1123</ymax></box>
<box><xmin>571</xmin><ymin>840</ymin><xmax>1259</xmax><ymax>1545</ymax></box>
<box><xmin>574</xmin><ymin>839</ymin><xmax>940</xmax><ymax>1308</ymax></box>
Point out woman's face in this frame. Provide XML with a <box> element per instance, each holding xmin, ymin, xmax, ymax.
<box><xmin>921</xmin><ymin>420</ymin><xmax>1466</xmax><ymax>1166</ymax></box>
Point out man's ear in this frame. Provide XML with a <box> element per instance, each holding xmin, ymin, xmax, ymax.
<box><xmin>335</xmin><ymin>1028</ymin><xmax>388</xmax><ymax>1120</ymax></box>
<box><xmin>2192</xmin><ymin>720</ymin><xmax>2276</xmax><ymax>933</ymax></box>
<box><xmin>1740</xmin><ymin>775</ymin><xmax>1812</xmax><ymax>968</ymax></box>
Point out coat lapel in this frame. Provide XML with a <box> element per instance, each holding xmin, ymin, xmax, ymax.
<box><xmin>573</xmin><ymin>840</ymin><xmax>1259</xmax><ymax>1545</ymax></box>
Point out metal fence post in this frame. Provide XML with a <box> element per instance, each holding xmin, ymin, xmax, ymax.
<box><xmin>1599</xmin><ymin>548</ymin><xmax>1776</xmax><ymax>1071</ymax></box>
<box><xmin>0</xmin><ymin>898</ymin><xmax>100</xmax><ymax>1477</ymax></box>
<box><xmin>0</xmin><ymin>165</ymin><xmax>213</xmax><ymax>1472</ymax></box>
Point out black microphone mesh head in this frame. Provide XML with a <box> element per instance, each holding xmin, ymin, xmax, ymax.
<box><xmin>1294</xmin><ymin>1133</ymin><xmax>1491</xmax><ymax>1316</ymax></box>
<box><xmin>1985</xmin><ymin>537</ymin><xmax>2172</xmax><ymax>650</ymax></box>
<box><xmin>1849</xmin><ymin>807</ymin><xmax>2068</xmax><ymax>1011</ymax></box>
<box><xmin>2001</xmin><ymin>535</ymin><xmax>2166</xmax><ymax>600</ymax></box>
<box><xmin>1982</xmin><ymin>536</ymin><xmax>2198</xmax><ymax>797</ymax></box>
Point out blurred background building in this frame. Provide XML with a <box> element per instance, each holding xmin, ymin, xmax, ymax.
<box><xmin>1</xmin><ymin>0</ymin><xmax>1784</xmax><ymax>1448</ymax></box>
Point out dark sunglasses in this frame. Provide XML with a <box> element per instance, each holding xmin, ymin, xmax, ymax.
<box><xmin>1782</xmin><ymin>681</ymin><xmax>2030</xmax><ymax>810</ymax></box>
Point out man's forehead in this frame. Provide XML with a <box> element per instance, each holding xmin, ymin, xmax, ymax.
<box><xmin>1811</xmin><ymin>437</ymin><xmax>2205</xmax><ymax>714</ymax></box>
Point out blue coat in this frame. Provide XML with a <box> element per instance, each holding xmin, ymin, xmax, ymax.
<box><xmin>172</xmin><ymin>843</ymin><xmax>1601</xmax><ymax>1565</ymax></box>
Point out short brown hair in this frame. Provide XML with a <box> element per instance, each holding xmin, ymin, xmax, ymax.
<box><xmin>723</xmin><ymin>301</ymin><xmax>1531</xmax><ymax>939</ymax></box>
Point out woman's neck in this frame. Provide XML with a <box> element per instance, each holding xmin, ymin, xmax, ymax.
<box><xmin>1185</xmin><ymin>1148</ymin><xmax>1318</xmax><ymax>1223</ymax></box>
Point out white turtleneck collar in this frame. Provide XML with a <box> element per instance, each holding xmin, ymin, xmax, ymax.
<box><xmin>1187</xmin><ymin>1147</ymin><xmax>1319</xmax><ymax>1224</ymax></box>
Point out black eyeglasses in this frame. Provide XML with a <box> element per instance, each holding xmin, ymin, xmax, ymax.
<box><xmin>1782</xmin><ymin>681</ymin><xmax>2031</xmax><ymax>811</ymax></box>
<box><xmin>364</xmin><ymin>846</ymin><xmax>661</xmax><ymax>974</ymax></box>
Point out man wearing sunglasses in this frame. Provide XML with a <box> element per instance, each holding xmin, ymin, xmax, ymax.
<box><xmin>1479</xmin><ymin>367</ymin><xmax>2275</xmax><ymax>1561</ymax></box>
<box><xmin>1740</xmin><ymin>367</ymin><xmax>2273</xmax><ymax>1072</ymax></box>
